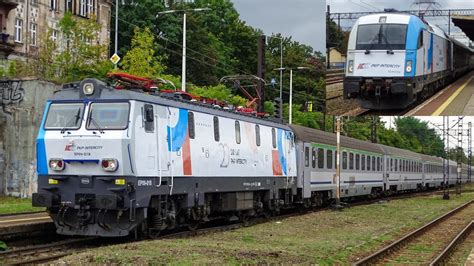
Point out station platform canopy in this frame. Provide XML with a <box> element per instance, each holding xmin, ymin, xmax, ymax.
<box><xmin>452</xmin><ymin>15</ymin><xmax>474</xmax><ymax>42</ymax></box>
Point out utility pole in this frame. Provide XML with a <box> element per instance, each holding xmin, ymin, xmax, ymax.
<box><xmin>335</xmin><ymin>116</ymin><xmax>342</xmax><ymax>209</ymax></box>
<box><xmin>326</xmin><ymin>5</ymin><xmax>331</xmax><ymax>70</ymax></box>
<box><xmin>257</xmin><ymin>35</ymin><xmax>266</xmax><ymax>113</ymax></box>
<box><xmin>289</xmin><ymin>68</ymin><xmax>293</xmax><ymax>124</ymax></box>
<box><xmin>443</xmin><ymin>117</ymin><xmax>450</xmax><ymax>200</ymax></box>
<box><xmin>469</xmin><ymin>122</ymin><xmax>472</xmax><ymax>183</ymax></box>
<box><xmin>114</xmin><ymin>0</ymin><xmax>119</xmax><ymax>69</ymax></box>
<box><xmin>456</xmin><ymin>117</ymin><xmax>463</xmax><ymax>195</ymax></box>
<box><xmin>182</xmin><ymin>12</ymin><xmax>187</xmax><ymax>91</ymax></box>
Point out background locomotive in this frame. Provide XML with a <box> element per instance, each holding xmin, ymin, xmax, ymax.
<box><xmin>33</xmin><ymin>78</ymin><xmax>471</xmax><ymax>237</ymax></box>
<box><xmin>343</xmin><ymin>13</ymin><xmax>474</xmax><ymax>110</ymax></box>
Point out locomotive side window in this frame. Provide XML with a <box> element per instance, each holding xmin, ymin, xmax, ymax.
<box><xmin>311</xmin><ymin>148</ymin><xmax>316</xmax><ymax>168</ymax></box>
<box><xmin>87</xmin><ymin>102</ymin><xmax>129</xmax><ymax>130</ymax></box>
<box><xmin>349</xmin><ymin>153</ymin><xmax>354</xmax><ymax>170</ymax></box>
<box><xmin>45</xmin><ymin>103</ymin><xmax>84</xmax><ymax>130</ymax></box>
<box><xmin>235</xmin><ymin>121</ymin><xmax>241</xmax><ymax>144</ymax></box>
<box><xmin>417</xmin><ymin>31</ymin><xmax>423</xmax><ymax>49</ymax></box>
<box><xmin>355</xmin><ymin>154</ymin><xmax>360</xmax><ymax>170</ymax></box>
<box><xmin>144</xmin><ymin>104</ymin><xmax>154</xmax><ymax>132</ymax></box>
<box><xmin>213</xmin><ymin>116</ymin><xmax>220</xmax><ymax>142</ymax></box>
<box><xmin>318</xmin><ymin>148</ymin><xmax>324</xmax><ymax>169</ymax></box>
<box><xmin>188</xmin><ymin>112</ymin><xmax>195</xmax><ymax>139</ymax></box>
<box><xmin>255</xmin><ymin>125</ymin><xmax>260</xmax><ymax>146</ymax></box>
<box><xmin>272</xmin><ymin>128</ymin><xmax>276</xmax><ymax>148</ymax></box>
<box><xmin>327</xmin><ymin>150</ymin><xmax>333</xmax><ymax>169</ymax></box>
<box><xmin>361</xmin><ymin>155</ymin><xmax>366</xmax><ymax>170</ymax></box>
<box><xmin>305</xmin><ymin>147</ymin><xmax>309</xmax><ymax>167</ymax></box>
<box><xmin>343</xmin><ymin>152</ymin><xmax>347</xmax><ymax>170</ymax></box>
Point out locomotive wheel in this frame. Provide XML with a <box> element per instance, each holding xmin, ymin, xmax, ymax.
<box><xmin>187</xmin><ymin>220</ymin><xmax>200</xmax><ymax>231</ymax></box>
<box><xmin>148</xmin><ymin>229</ymin><xmax>161</xmax><ymax>239</ymax></box>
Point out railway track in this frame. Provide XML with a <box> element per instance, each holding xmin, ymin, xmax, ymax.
<box><xmin>354</xmin><ymin>199</ymin><xmax>474</xmax><ymax>265</ymax></box>
<box><xmin>326</xmin><ymin>69</ymin><xmax>344</xmax><ymax>86</ymax></box>
<box><xmin>1</xmin><ymin>187</ymin><xmax>471</xmax><ymax>264</ymax></box>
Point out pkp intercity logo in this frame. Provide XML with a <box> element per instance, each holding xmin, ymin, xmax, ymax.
<box><xmin>64</xmin><ymin>141</ymin><xmax>75</xmax><ymax>151</ymax></box>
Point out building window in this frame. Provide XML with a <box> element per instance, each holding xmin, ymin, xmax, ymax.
<box><xmin>80</xmin><ymin>0</ymin><xmax>87</xmax><ymax>16</ymax></box>
<box><xmin>30</xmin><ymin>23</ymin><xmax>37</xmax><ymax>46</ymax></box>
<box><xmin>31</xmin><ymin>0</ymin><xmax>39</xmax><ymax>6</ymax></box>
<box><xmin>14</xmin><ymin>19</ymin><xmax>22</xmax><ymax>43</ymax></box>
<box><xmin>51</xmin><ymin>29</ymin><xmax>58</xmax><ymax>42</ymax></box>
<box><xmin>51</xmin><ymin>0</ymin><xmax>58</xmax><ymax>10</ymax></box>
<box><xmin>65</xmin><ymin>0</ymin><xmax>73</xmax><ymax>12</ymax></box>
<box><xmin>87</xmin><ymin>0</ymin><xmax>94</xmax><ymax>16</ymax></box>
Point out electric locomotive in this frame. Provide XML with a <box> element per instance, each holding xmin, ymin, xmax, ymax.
<box><xmin>343</xmin><ymin>13</ymin><xmax>474</xmax><ymax>110</ymax></box>
<box><xmin>33</xmin><ymin>78</ymin><xmax>297</xmax><ymax>237</ymax></box>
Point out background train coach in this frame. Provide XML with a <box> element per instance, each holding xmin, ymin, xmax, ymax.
<box><xmin>343</xmin><ymin>13</ymin><xmax>474</xmax><ymax>110</ymax></box>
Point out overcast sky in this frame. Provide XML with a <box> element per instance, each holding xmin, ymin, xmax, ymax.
<box><xmin>232</xmin><ymin>0</ymin><xmax>326</xmax><ymax>53</ymax></box>
<box><xmin>327</xmin><ymin>0</ymin><xmax>473</xmax><ymax>44</ymax></box>
<box><xmin>381</xmin><ymin>116</ymin><xmax>473</xmax><ymax>153</ymax></box>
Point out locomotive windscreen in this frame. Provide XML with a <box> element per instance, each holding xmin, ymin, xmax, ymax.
<box><xmin>356</xmin><ymin>24</ymin><xmax>407</xmax><ymax>50</ymax></box>
<box><xmin>44</xmin><ymin>103</ymin><xmax>85</xmax><ymax>130</ymax></box>
<box><xmin>86</xmin><ymin>102</ymin><xmax>130</xmax><ymax>130</ymax></box>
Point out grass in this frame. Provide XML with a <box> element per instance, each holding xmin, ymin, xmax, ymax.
<box><xmin>0</xmin><ymin>196</ymin><xmax>44</xmax><ymax>214</ymax></box>
<box><xmin>58</xmin><ymin>188</ymin><xmax>474</xmax><ymax>265</ymax></box>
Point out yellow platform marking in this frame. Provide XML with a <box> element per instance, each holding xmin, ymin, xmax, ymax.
<box><xmin>0</xmin><ymin>216</ymin><xmax>51</xmax><ymax>224</ymax></box>
<box><xmin>432</xmin><ymin>76</ymin><xmax>474</xmax><ymax>115</ymax></box>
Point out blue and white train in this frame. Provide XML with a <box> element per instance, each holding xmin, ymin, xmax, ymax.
<box><xmin>343</xmin><ymin>13</ymin><xmax>474</xmax><ymax>110</ymax></box>
<box><xmin>33</xmin><ymin>78</ymin><xmax>471</xmax><ymax>237</ymax></box>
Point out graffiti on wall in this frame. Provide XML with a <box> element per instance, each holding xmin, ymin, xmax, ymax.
<box><xmin>0</xmin><ymin>80</ymin><xmax>25</xmax><ymax>114</ymax></box>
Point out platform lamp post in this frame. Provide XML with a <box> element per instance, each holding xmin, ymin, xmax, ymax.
<box><xmin>157</xmin><ymin>7</ymin><xmax>211</xmax><ymax>92</ymax></box>
<box><xmin>273</xmin><ymin>67</ymin><xmax>312</xmax><ymax>124</ymax></box>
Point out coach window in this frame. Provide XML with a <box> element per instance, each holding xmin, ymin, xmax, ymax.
<box><xmin>349</xmin><ymin>153</ymin><xmax>354</xmax><ymax>170</ymax></box>
<box><xmin>188</xmin><ymin>112</ymin><xmax>195</xmax><ymax>139</ymax></box>
<box><xmin>355</xmin><ymin>154</ymin><xmax>360</xmax><ymax>171</ymax></box>
<box><xmin>367</xmin><ymin>155</ymin><xmax>371</xmax><ymax>171</ymax></box>
<box><xmin>144</xmin><ymin>104</ymin><xmax>154</xmax><ymax>132</ymax></box>
<box><xmin>318</xmin><ymin>148</ymin><xmax>324</xmax><ymax>169</ymax></box>
<box><xmin>305</xmin><ymin>147</ymin><xmax>309</xmax><ymax>167</ymax></box>
<box><xmin>343</xmin><ymin>152</ymin><xmax>348</xmax><ymax>170</ymax></box>
<box><xmin>235</xmin><ymin>121</ymin><xmax>241</xmax><ymax>144</ymax></box>
<box><xmin>327</xmin><ymin>150</ymin><xmax>333</xmax><ymax>169</ymax></box>
<box><xmin>272</xmin><ymin>128</ymin><xmax>276</xmax><ymax>148</ymax></box>
<box><xmin>377</xmin><ymin>157</ymin><xmax>381</xmax><ymax>171</ymax></box>
<box><xmin>255</xmin><ymin>125</ymin><xmax>260</xmax><ymax>146</ymax></box>
<box><xmin>213</xmin><ymin>116</ymin><xmax>220</xmax><ymax>142</ymax></box>
<box><xmin>372</xmin><ymin>156</ymin><xmax>376</xmax><ymax>172</ymax></box>
<box><xmin>395</xmin><ymin>159</ymin><xmax>398</xmax><ymax>172</ymax></box>
<box><xmin>311</xmin><ymin>148</ymin><xmax>316</xmax><ymax>168</ymax></box>
<box><xmin>361</xmin><ymin>155</ymin><xmax>366</xmax><ymax>171</ymax></box>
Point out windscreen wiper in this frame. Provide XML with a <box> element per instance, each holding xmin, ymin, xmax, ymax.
<box><xmin>88</xmin><ymin>116</ymin><xmax>104</xmax><ymax>134</ymax></box>
<box><xmin>365</xmin><ymin>35</ymin><xmax>379</xmax><ymax>54</ymax></box>
<box><xmin>60</xmin><ymin>109</ymin><xmax>81</xmax><ymax>133</ymax></box>
<box><xmin>380</xmin><ymin>33</ymin><xmax>395</xmax><ymax>54</ymax></box>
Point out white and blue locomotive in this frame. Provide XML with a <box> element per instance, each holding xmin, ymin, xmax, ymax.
<box><xmin>343</xmin><ymin>13</ymin><xmax>474</xmax><ymax>110</ymax></box>
<box><xmin>33</xmin><ymin>78</ymin><xmax>471</xmax><ymax>237</ymax></box>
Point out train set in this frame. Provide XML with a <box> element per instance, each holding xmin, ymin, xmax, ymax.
<box><xmin>343</xmin><ymin>13</ymin><xmax>474</xmax><ymax>110</ymax></box>
<box><xmin>32</xmin><ymin>77</ymin><xmax>471</xmax><ymax>237</ymax></box>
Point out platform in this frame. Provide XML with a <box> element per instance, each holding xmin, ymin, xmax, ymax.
<box><xmin>466</xmin><ymin>248</ymin><xmax>474</xmax><ymax>266</ymax></box>
<box><xmin>0</xmin><ymin>212</ymin><xmax>54</xmax><ymax>240</ymax></box>
<box><xmin>407</xmin><ymin>71</ymin><xmax>474</xmax><ymax>116</ymax></box>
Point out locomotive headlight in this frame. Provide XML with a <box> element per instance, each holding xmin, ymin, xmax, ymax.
<box><xmin>101</xmin><ymin>158</ymin><xmax>118</xmax><ymax>172</ymax></box>
<box><xmin>348</xmin><ymin>60</ymin><xmax>354</xmax><ymax>73</ymax></box>
<box><xmin>49</xmin><ymin>159</ymin><xmax>65</xmax><ymax>171</ymax></box>
<box><xmin>405</xmin><ymin>60</ymin><xmax>413</xmax><ymax>73</ymax></box>
<box><xmin>83</xmin><ymin>83</ymin><xmax>95</xmax><ymax>95</ymax></box>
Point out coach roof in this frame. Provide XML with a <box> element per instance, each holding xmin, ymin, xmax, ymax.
<box><xmin>290</xmin><ymin>125</ymin><xmax>383</xmax><ymax>154</ymax></box>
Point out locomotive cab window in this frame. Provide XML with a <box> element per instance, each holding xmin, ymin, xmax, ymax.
<box><xmin>356</xmin><ymin>23</ymin><xmax>408</xmax><ymax>50</ymax></box>
<box><xmin>417</xmin><ymin>30</ymin><xmax>424</xmax><ymax>49</ymax></box>
<box><xmin>144</xmin><ymin>104</ymin><xmax>154</xmax><ymax>132</ymax></box>
<box><xmin>45</xmin><ymin>103</ymin><xmax>85</xmax><ymax>130</ymax></box>
<box><xmin>87</xmin><ymin>102</ymin><xmax>129</xmax><ymax>130</ymax></box>
<box><xmin>213</xmin><ymin>116</ymin><xmax>220</xmax><ymax>142</ymax></box>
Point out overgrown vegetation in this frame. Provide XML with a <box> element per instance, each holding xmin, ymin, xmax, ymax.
<box><xmin>0</xmin><ymin>196</ymin><xmax>44</xmax><ymax>214</ymax></box>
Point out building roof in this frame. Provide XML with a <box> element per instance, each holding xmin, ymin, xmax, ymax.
<box><xmin>452</xmin><ymin>15</ymin><xmax>474</xmax><ymax>42</ymax></box>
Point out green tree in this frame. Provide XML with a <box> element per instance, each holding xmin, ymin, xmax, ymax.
<box><xmin>121</xmin><ymin>27</ymin><xmax>166</xmax><ymax>78</ymax></box>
